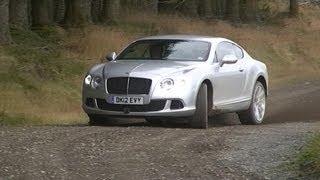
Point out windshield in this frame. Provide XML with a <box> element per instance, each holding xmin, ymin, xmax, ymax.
<box><xmin>116</xmin><ymin>39</ymin><xmax>211</xmax><ymax>61</ymax></box>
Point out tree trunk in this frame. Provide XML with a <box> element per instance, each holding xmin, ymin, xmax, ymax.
<box><xmin>118</xmin><ymin>0</ymin><xmax>157</xmax><ymax>15</ymax></box>
<box><xmin>91</xmin><ymin>0</ymin><xmax>102</xmax><ymax>23</ymax></box>
<box><xmin>101</xmin><ymin>0</ymin><xmax>120</xmax><ymax>23</ymax></box>
<box><xmin>239</xmin><ymin>0</ymin><xmax>257</xmax><ymax>21</ymax></box>
<box><xmin>141</xmin><ymin>0</ymin><xmax>158</xmax><ymax>14</ymax></box>
<box><xmin>198</xmin><ymin>0</ymin><xmax>213</xmax><ymax>18</ymax></box>
<box><xmin>0</xmin><ymin>0</ymin><xmax>11</xmax><ymax>44</ymax></box>
<box><xmin>290</xmin><ymin>0</ymin><xmax>299</xmax><ymax>17</ymax></box>
<box><xmin>247</xmin><ymin>0</ymin><xmax>257</xmax><ymax>21</ymax></box>
<box><xmin>225</xmin><ymin>0</ymin><xmax>233</xmax><ymax>19</ymax></box>
<box><xmin>225</xmin><ymin>0</ymin><xmax>240</xmax><ymax>21</ymax></box>
<box><xmin>149</xmin><ymin>0</ymin><xmax>158</xmax><ymax>14</ymax></box>
<box><xmin>212</xmin><ymin>0</ymin><xmax>226</xmax><ymax>19</ymax></box>
<box><xmin>64</xmin><ymin>0</ymin><xmax>92</xmax><ymax>26</ymax></box>
<box><xmin>9</xmin><ymin>0</ymin><xmax>31</xmax><ymax>29</ymax></box>
<box><xmin>158</xmin><ymin>0</ymin><xmax>173</xmax><ymax>13</ymax></box>
<box><xmin>31</xmin><ymin>0</ymin><xmax>52</xmax><ymax>26</ymax></box>
<box><xmin>239</xmin><ymin>0</ymin><xmax>246</xmax><ymax>20</ymax></box>
<box><xmin>53</xmin><ymin>0</ymin><xmax>65</xmax><ymax>24</ymax></box>
<box><xmin>48</xmin><ymin>0</ymin><xmax>55</xmax><ymax>22</ymax></box>
<box><xmin>181</xmin><ymin>0</ymin><xmax>198</xmax><ymax>17</ymax></box>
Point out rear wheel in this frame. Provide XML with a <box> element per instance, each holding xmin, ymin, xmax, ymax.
<box><xmin>238</xmin><ymin>81</ymin><xmax>266</xmax><ymax>125</ymax></box>
<box><xmin>189</xmin><ymin>83</ymin><xmax>208</xmax><ymax>129</ymax></box>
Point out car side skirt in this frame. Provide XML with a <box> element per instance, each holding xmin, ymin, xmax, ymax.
<box><xmin>213</xmin><ymin>98</ymin><xmax>251</xmax><ymax>113</ymax></box>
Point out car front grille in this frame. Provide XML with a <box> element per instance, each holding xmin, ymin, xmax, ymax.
<box><xmin>107</xmin><ymin>77</ymin><xmax>128</xmax><ymax>94</ymax></box>
<box><xmin>96</xmin><ymin>99</ymin><xmax>166</xmax><ymax>112</ymax></box>
<box><xmin>107</xmin><ymin>77</ymin><xmax>152</xmax><ymax>95</ymax></box>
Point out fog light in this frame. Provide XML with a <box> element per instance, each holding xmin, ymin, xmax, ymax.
<box><xmin>170</xmin><ymin>100</ymin><xmax>184</xmax><ymax>110</ymax></box>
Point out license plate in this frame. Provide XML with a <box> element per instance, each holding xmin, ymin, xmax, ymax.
<box><xmin>111</xmin><ymin>96</ymin><xmax>144</xmax><ymax>105</ymax></box>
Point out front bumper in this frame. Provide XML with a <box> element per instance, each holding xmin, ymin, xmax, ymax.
<box><xmin>82</xmin><ymin>99</ymin><xmax>195</xmax><ymax>117</ymax></box>
<box><xmin>82</xmin><ymin>74</ymin><xmax>198</xmax><ymax>118</ymax></box>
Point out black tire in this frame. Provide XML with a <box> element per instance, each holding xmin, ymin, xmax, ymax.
<box><xmin>189</xmin><ymin>83</ymin><xmax>208</xmax><ymax>129</ymax></box>
<box><xmin>88</xmin><ymin>114</ymin><xmax>105</xmax><ymax>126</ymax></box>
<box><xmin>145</xmin><ymin>117</ymin><xmax>163</xmax><ymax>125</ymax></box>
<box><xmin>238</xmin><ymin>81</ymin><xmax>266</xmax><ymax>125</ymax></box>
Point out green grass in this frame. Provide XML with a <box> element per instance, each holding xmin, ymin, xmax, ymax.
<box><xmin>0</xmin><ymin>111</ymin><xmax>39</xmax><ymax>126</ymax></box>
<box><xmin>0</xmin><ymin>26</ymin><xmax>87</xmax><ymax>125</ymax></box>
<box><xmin>295</xmin><ymin>134</ymin><xmax>320</xmax><ymax>178</ymax></box>
<box><xmin>6</xmin><ymin>27</ymin><xmax>85</xmax><ymax>81</ymax></box>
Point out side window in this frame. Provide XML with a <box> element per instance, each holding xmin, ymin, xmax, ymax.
<box><xmin>216</xmin><ymin>42</ymin><xmax>235</xmax><ymax>61</ymax></box>
<box><xmin>233</xmin><ymin>44</ymin><xmax>244</xmax><ymax>59</ymax></box>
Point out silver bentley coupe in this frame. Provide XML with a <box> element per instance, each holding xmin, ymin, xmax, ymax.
<box><xmin>82</xmin><ymin>35</ymin><xmax>268</xmax><ymax>128</ymax></box>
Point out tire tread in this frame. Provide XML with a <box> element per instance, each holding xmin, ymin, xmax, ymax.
<box><xmin>190</xmin><ymin>83</ymin><xmax>208</xmax><ymax>129</ymax></box>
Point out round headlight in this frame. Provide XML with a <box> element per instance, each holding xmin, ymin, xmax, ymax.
<box><xmin>160</xmin><ymin>78</ymin><xmax>174</xmax><ymax>90</ymax></box>
<box><xmin>84</xmin><ymin>74</ymin><xmax>92</xmax><ymax>85</ymax></box>
<box><xmin>91</xmin><ymin>76</ymin><xmax>102</xmax><ymax>89</ymax></box>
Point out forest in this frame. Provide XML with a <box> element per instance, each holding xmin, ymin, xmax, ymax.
<box><xmin>0</xmin><ymin>0</ymin><xmax>300</xmax><ymax>44</ymax></box>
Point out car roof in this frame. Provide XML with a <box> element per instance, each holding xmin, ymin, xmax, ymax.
<box><xmin>138</xmin><ymin>35</ymin><xmax>229</xmax><ymax>44</ymax></box>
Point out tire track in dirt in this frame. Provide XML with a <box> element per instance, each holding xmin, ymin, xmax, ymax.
<box><xmin>265</xmin><ymin>81</ymin><xmax>320</xmax><ymax>124</ymax></box>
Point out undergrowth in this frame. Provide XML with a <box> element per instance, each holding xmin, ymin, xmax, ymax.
<box><xmin>293</xmin><ymin>134</ymin><xmax>320</xmax><ymax>178</ymax></box>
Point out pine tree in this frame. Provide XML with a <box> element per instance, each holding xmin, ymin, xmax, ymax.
<box><xmin>31</xmin><ymin>0</ymin><xmax>52</xmax><ymax>26</ymax></box>
<box><xmin>290</xmin><ymin>0</ymin><xmax>299</xmax><ymax>16</ymax></box>
<box><xmin>9</xmin><ymin>0</ymin><xmax>31</xmax><ymax>29</ymax></box>
<box><xmin>64</xmin><ymin>0</ymin><xmax>92</xmax><ymax>26</ymax></box>
<box><xmin>0</xmin><ymin>0</ymin><xmax>12</xmax><ymax>44</ymax></box>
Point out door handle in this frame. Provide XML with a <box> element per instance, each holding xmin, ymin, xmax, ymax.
<box><xmin>239</xmin><ymin>68</ymin><xmax>244</xmax><ymax>72</ymax></box>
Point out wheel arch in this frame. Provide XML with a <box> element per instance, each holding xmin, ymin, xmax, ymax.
<box><xmin>202</xmin><ymin>79</ymin><xmax>213</xmax><ymax>110</ymax></box>
<box><xmin>256</xmin><ymin>75</ymin><xmax>268</xmax><ymax>96</ymax></box>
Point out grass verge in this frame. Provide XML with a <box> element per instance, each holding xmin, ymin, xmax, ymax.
<box><xmin>294</xmin><ymin>134</ymin><xmax>320</xmax><ymax>178</ymax></box>
<box><xmin>0</xmin><ymin>26</ymin><xmax>87</xmax><ymax>125</ymax></box>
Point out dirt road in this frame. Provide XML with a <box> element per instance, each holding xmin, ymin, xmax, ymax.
<box><xmin>0</xmin><ymin>81</ymin><xmax>319</xmax><ymax>179</ymax></box>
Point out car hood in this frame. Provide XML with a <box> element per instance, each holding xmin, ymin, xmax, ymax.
<box><xmin>104</xmin><ymin>60</ymin><xmax>201</xmax><ymax>78</ymax></box>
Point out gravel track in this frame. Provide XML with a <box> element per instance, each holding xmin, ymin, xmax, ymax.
<box><xmin>0</xmin><ymin>81</ymin><xmax>319</xmax><ymax>179</ymax></box>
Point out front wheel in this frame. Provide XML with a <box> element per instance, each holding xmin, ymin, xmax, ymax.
<box><xmin>189</xmin><ymin>83</ymin><xmax>208</xmax><ymax>129</ymax></box>
<box><xmin>238</xmin><ymin>81</ymin><xmax>266</xmax><ymax>125</ymax></box>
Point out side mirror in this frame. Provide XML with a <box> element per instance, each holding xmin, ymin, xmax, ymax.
<box><xmin>106</xmin><ymin>52</ymin><xmax>117</xmax><ymax>61</ymax></box>
<box><xmin>221</xmin><ymin>54</ymin><xmax>238</xmax><ymax>66</ymax></box>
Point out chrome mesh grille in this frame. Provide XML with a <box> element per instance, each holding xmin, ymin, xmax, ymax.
<box><xmin>107</xmin><ymin>77</ymin><xmax>152</xmax><ymax>95</ymax></box>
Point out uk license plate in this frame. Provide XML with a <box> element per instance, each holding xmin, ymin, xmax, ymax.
<box><xmin>111</xmin><ymin>96</ymin><xmax>144</xmax><ymax>105</ymax></box>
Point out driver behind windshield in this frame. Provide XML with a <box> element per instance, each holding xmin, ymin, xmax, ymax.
<box><xmin>149</xmin><ymin>44</ymin><xmax>163</xmax><ymax>59</ymax></box>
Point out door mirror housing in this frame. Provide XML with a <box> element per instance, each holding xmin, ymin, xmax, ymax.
<box><xmin>221</xmin><ymin>54</ymin><xmax>238</xmax><ymax>66</ymax></box>
<box><xmin>106</xmin><ymin>52</ymin><xmax>117</xmax><ymax>61</ymax></box>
